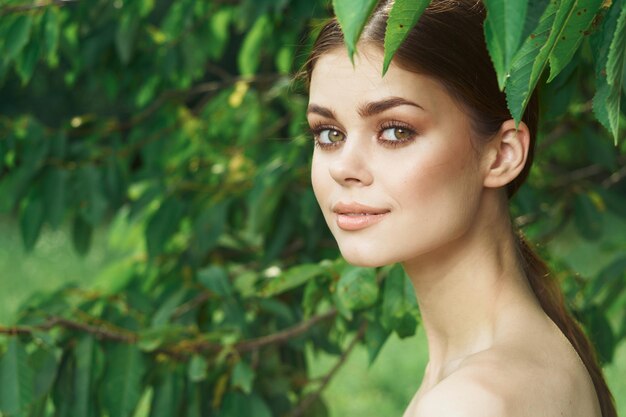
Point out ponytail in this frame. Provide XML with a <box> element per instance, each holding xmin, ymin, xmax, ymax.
<box><xmin>515</xmin><ymin>232</ymin><xmax>617</xmax><ymax>417</ymax></box>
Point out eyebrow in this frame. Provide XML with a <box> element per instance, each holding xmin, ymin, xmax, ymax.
<box><xmin>358</xmin><ymin>97</ymin><xmax>424</xmax><ymax>117</ymax></box>
<box><xmin>306</xmin><ymin>96</ymin><xmax>424</xmax><ymax>120</ymax></box>
<box><xmin>306</xmin><ymin>104</ymin><xmax>336</xmax><ymax>119</ymax></box>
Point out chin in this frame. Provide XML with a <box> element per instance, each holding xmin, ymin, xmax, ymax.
<box><xmin>338</xmin><ymin>245</ymin><xmax>399</xmax><ymax>268</ymax></box>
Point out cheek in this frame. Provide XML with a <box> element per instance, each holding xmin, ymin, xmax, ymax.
<box><xmin>310</xmin><ymin>153</ymin><xmax>329</xmax><ymax>207</ymax></box>
<box><xmin>390</xmin><ymin>141</ymin><xmax>481</xmax><ymax>213</ymax></box>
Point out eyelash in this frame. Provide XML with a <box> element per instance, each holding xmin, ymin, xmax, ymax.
<box><xmin>308</xmin><ymin>121</ymin><xmax>418</xmax><ymax>149</ymax></box>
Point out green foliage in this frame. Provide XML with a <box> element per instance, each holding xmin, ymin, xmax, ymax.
<box><xmin>483</xmin><ymin>0</ymin><xmax>529</xmax><ymax>89</ymax></box>
<box><xmin>332</xmin><ymin>0</ymin><xmax>378</xmax><ymax>60</ymax></box>
<box><xmin>346</xmin><ymin>0</ymin><xmax>626</xmax><ymax>142</ymax></box>
<box><xmin>382</xmin><ymin>0</ymin><xmax>430</xmax><ymax>74</ymax></box>
<box><xmin>0</xmin><ymin>0</ymin><xmax>625</xmax><ymax>416</ymax></box>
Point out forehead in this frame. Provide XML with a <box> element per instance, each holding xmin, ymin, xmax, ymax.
<box><xmin>308</xmin><ymin>46</ymin><xmax>456</xmax><ymax>113</ymax></box>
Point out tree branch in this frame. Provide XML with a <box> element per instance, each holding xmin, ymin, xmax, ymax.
<box><xmin>287</xmin><ymin>321</ymin><xmax>368</xmax><ymax>417</ymax></box>
<box><xmin>0</xmin><ymin>308</ymin><xmax>338</xmax><ymax>356</ymax></box>
<box><xmin>0</xmin><ymin>0</ymin><xmax>77</xmax><ymax>15</ymax></box>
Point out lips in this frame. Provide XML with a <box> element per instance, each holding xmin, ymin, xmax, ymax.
<box><xmin>332</xmin><ymin>202</ymin><xmax>390</xmax><ymax>231</ymax></box>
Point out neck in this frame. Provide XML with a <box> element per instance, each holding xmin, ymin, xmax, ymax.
<box><xmin>403</xmin><ymin>195</ymin><xmax>541</xmax><ymax>379</ymax></box>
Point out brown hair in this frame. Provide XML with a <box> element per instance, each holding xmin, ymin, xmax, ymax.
<box><xmin>305</xmin><ymin>1</ymin><xmax>617</xmax><ymax>415</ymax></box>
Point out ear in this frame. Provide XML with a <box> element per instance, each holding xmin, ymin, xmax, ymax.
<box><xmin>482</xmin><ymin>119</ymin><xmax>530</xmax><ymax>189</ymax></box>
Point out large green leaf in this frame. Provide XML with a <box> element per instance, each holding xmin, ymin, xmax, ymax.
<box><xmin>506</xmin><ymin>0</ymin><xmax>579</xmax><ymax>122</ymax></box>
<box><xmin>382</xmin><ymin>0</ymin><xmax>429</xmax><ymax>74</ymax></box>
<box><xmin>42</xmin><ymin>7</ymin><xmax>60</xmax><ymax>65</ymax></box>
<box><xmin>547</xmin><ymin>0</ymin><xmax>603</xmax><ymax>81</ymax></box>
<box><xmin>601</xmin><ymin>1</ymin><xmax>626</xmax><ymax>143</ymax></box>
<box><xmin>72</xmin><ymin>213</ymin><xmax>93</xmax><ymax>256</ymax></box>
<box><xmin>42</xmin><ymin>168</ymin><xmax>68</xmax><ymax>229</ymax></box>
<box><xmin>238</xmin><ymin>15</ymin><xmax>270</xmax><ymax>76</ymax></box>
<box><xmin>231</xmin><ymin>360</ymin><xmax>255</xmax><ymax>394</ymax></box>
<box><xmin>116</xmin><ymin>12</ymin><xmax>139</xmax><ymax>65</ymax></box>
<box><xmin>15</xmin><ymin>40</ymin><xmax>40</xmax><ymax>86</ymax></box>
<box><xmin>332</xmin><ymin>0</ymin><xmax>378</xmax><ymax>60</ymax></box>
<box><xmin>334</xmin><ymin>266</ymin><xmax>379</xmax><ymax>314</ymax></box>
<box><xmin>4</xmin><ymin>15</ymin><xmax>32</xmax><ymax>64</ymax></box>
<box><xmin>0</xmin><ymin>339</ymin><xmax>34</xmax><ymax>416</ymax></box>
<box><xmin>483</xmin><ymin>0</ymin><xmax>529</xmax><ymax>90</ymax></box>
<box><xmin>20</xmin><ymin>196</ymin><xmax>44</xmax><ymax>252</ymax></box>
<box><xmin>149</xmin><ymin>371</ymin><xmax>184</xmax><ymax>417</ymax></box>
<box><xmin>591</xmin><ymin>0</ymin><xmax>622</xmax><ymax>139</ymax></box>
<box><xmin>198</xmin><ymin>266</ymin><xmax>233</xmax><ymax>297</ymax></box>
<box><xmin>102</xmin><ymin>344</ymin><xmax>146</xmax><ymax>417</ymax></box>
<box><xmin>381</xmin><ymin>264</ymin><xmax>418</xmax><ymax>337</ymax></box>
<box><xmin>218</xmin><ymin>392</ymin><xmax>272</xmax><ymax>417</ymax></box>
<box><xmin>73</xmin><ymin>336</ymin><xmax>96</xmax><ymax>417</ymax></box>
<box><xmin>30</xmin><ymin>347</ymin><xmax>58</xmax><ymax>402</ymax></box>
<box><xmin>146</xmin><ymin>197</ymin><xmax>185</xmax><ymax>258</ymax></box>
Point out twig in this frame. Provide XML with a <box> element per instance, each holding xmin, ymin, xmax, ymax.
<box><xmin>0</xmin><ymin>308</ymin><xmax>338</xmax><ymax>356</ymax></box>
<box><xmin>234</xmin><ymin>308</ymin><xmax>337</xmax><ymax>353</ymax></box>
<box><xmin>0</xmin><ymin>316</ymin><xmax>135</xmax><ymax>343</ymax></box>
<box><xmin>287</xmin><ymin>321</ymin><xmax>368</xmax><ymax>417</ymax></box>
<box><xmin>0</xmin><ymin>0</ymin><xmax>77</xmax><ymax>15</ymax></box>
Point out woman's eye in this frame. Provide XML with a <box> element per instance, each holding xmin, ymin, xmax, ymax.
<box><xmin>317</xmin><ymin>129</ymin><xmax>345</xmax><ymax>144</ymax></box>
<box><xmin>380</xmin><ymin>126</ymin><xmax>414</xmax><ymax>142</ymax></box>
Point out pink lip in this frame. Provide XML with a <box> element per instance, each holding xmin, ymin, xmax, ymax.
<box><xmin>332</xmin><ymin>202</ymin><xmax>390</xmax><ymax>231</ymax></box>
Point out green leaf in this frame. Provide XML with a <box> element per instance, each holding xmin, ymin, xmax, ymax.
<box><xmin>582</xmin><ymin>305</ymin><xmax>616</xmax><ymax>363</ymax></box>
<box><xmin>332</xmin><ymin>0</ymin><xmax>378</xmax><ymax>60</ymax></box>
<box><xmin>116</xmin><ymin>13</ymin><xmax>139</xmax><ymax>65</ymax></box>
<box><xmin>146</xmin><ymin>197</ymin><xmax>184</xmax><ymax>258</ymax></box>
<box><xmin>43</xmin><ymin>168</ymin><xmax>68</xmax><ymax>229</ymax></box>
<box><xmin>604</xmin><ymin>2</ymin><xmax>626</xmax><ymax>143</ymax></box>
<box><xmin>573</xmin><ymin>192</ymin><xmax>603</xmax><ymax>240</ymax></box>
<box><xmin>0</xmin><ymin>339</ymin><xmax>34</xmax><ymax>416</ymax></box>
<box><xmin>73</xmin><ymin>336</ymin><xmax>96</xmax><ymax>417</ymax></box>
<box><xmin>547</xmin><ymin>0</ymin><xmax>603</xmax><ymax>82</ymax></box>
<box><xmin>72</xmin><ymin>213</ymin><xmax>93</xmax><ymax>256</ymax></box>
<box><xmin>364</xmin><ymin>320</ymin><xmax>390</xmax><ymax>365</ymax></box>
<box><xmin>30</xmin><ymin>348</ymin><xmax>58</xmax><ymax>401</ymax></box>
<box><xmin>335</xmin><ymin>266</ymin><xmax>379</xmax><ymax>313</ymax></box>
<box><xmin>591</xmin><ymin>0</ymin><xmax>623</xmax><ymax>141</ymax></box>
<box><xmin>149</xmin><ymin>371</ymin><xmax>183</xmax><ymax>417</ymax></box>
<box><xmin>151</xmin><ymin>288</ymin><xmax>187</xmax><ymax>326</ymax></box>
<box><xmin>52</xmin><ymin>352</ymin><xmax>75</xmax><ymax>417</ymax></box>
<box><xmin>507</xmin><ymin>0</ymin><xmax>579</xmax><ymax>122</ymax></box>
<box><xmin>187</xmin><ymin>355</ymin><xmax>208</xmax><ymax>382</ymax></box>
<box><xmin>20</xmin><ymin>196</ymin><xmax>44</xmax><ymax>252</ymax></box>
<box><xmin>231</xmin><ymin>361</ymin><xmax>255</xmax><ymax>394</ymax></box>
<box><xmin>521</xmin><ymin>0</ymin><xmax>551</xmax><ymax>42</ymax></box>
<box><xmin>382</xmin><ymin>0</ymin><xmax>429</xmax><ymax>74</ymax></box>
<box><xmin>198</xmin><ymin>266</ymin><xmax>232</xmax><ymax>297</ymax></box>
<box><xmin>4</xmin><ymin>15</ymin><xmax>32</xmax><ymax>64</ymax></box>
<box><xmin>483</xmin><ymin>0</ymin><xmax>529</xmax><ymax>89</ymax></box>
<box><xmin>381</xmin><ymin>264</ymin><xmax>418</xmax><ymax>334</ymax></box>
<box><xmin>75</xmin><ymin>165</ymin><xmax>107</xmax><ymax>226</ymax></box>
<box><xmin>261</xmin><ymin>263</ymin><xmax>326</xmax><ymax>297</ymax></box>
<box><xmin>42</xmin><ymin>7</ymin><xmax>60</xmax><ymax>65</ymax></box>
<box><xmin>15</xmin><ymin>39</ymin><xmax>40</xmax><ymax>85</ymax></box>
<box><xmin>102</xmin><ymin>344</ymin><xmax>146</xmax><ymax>417</ymax></box>
<box><xmin>218</xmin><ymin>392</ymin><xmax>272</xmax><ymax>417</ymax></box>
<box><xmin>238</xmin><ymin>15</ymin><xmax>269</xmax><ymax>76</ymax></box>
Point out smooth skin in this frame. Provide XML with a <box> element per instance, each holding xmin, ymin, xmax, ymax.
<box><xmin>308</xmin><ymin>46</ymin><xmax>601</xmax><ymax>417</ymax></box>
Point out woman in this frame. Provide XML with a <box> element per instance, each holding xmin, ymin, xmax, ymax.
<box><xmin>304</xmin><ymin>1</ymin><xmax>617</xmax><ymax>416</ymax></box>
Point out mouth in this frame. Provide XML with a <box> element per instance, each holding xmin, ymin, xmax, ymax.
<box><xmin>332</xmin><ymin>202</ymin><xmax>390</xmax><ymax>231</ymax></box>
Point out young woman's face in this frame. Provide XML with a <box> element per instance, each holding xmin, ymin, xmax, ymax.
<box><xmin>308</xmin><ymin>46</ymin><xmax>489</xmax><ymax>267</ymax></box>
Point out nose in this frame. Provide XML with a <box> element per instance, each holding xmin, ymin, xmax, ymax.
<box><xmin>328</xmin><ymin>139</ymin><xmax>373</xmax><ymax>187</ymax></box>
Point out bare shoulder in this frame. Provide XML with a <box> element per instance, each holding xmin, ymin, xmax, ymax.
<box><xmin>410</xmin><ymin>337</ymin><xmax>600</xmax><ymax>417</ymax></box>
<box><xmin>412</xmin><ymin>369</ymin><xmax>507</xmax><ymax>417</ymax></box>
